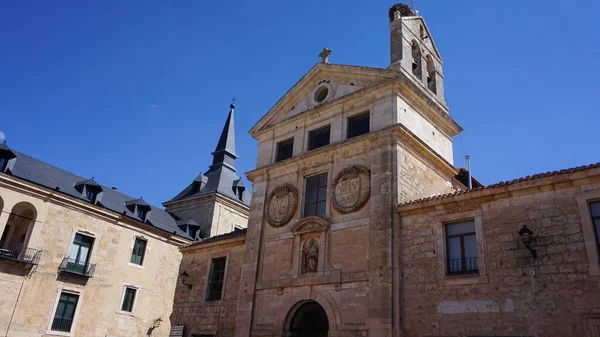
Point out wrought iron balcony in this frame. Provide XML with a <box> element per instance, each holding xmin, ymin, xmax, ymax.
<box><xmin>59</xmin><ymin>257</ymin><xmax>96</xmax><ymax>277</ymax></box>
<box><xmin>51</xmin><ymin>317</ymin><xmax>74</xmax><ymax>333</ymax></box>
<box><xmin>0</xmin><ymin>241</ymin><xmax>42</xmax><ymax>265</ymax></box>
<box><xmin>447</xmin><ymin>257</ymin><xmax>479</xmax><ymax>275</ymax></box>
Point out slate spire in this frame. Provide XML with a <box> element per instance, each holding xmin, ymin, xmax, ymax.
<box><xmin>210</xmin><ymin>103</ymin><xmax>238</xmax><ymax>172</ymax></box>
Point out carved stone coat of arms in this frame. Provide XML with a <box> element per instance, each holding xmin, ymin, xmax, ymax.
<box><xmin>331</xmin><ymin>165</ymin><xmax>370</xmax><ymax>213</ymax></box>
<box><xmin>265</xmin><ymin>184</ymin><xmax>298</xmax><ymax>227</ymax></box>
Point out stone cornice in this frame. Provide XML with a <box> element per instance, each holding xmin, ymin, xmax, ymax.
<box><xmin>251</xmin><ymin>73</ymin><xmax>461</xmax><ymax>145</ymax></box>
<box><xmin>180</xmin><ymin>233</ymin><xmax>246</xmax><ymax>252</ymax></box>
<box><xmin>246</xmin><ymin>123</ymin><xmax>458</xmax><ymax>182</ymax></box>
<box><xmin>163</xmin><ymin>191</ymin><xmax>249</xmax><ymax>216</ymax></box>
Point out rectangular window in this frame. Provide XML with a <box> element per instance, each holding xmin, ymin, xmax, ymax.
<box><xmin>445</xmin><ymin>220</ymin><xmax>478</xmax><ymax>274</ymax></box>
<box><xmin>308</xmin><ymin>125</ymin><xmax>331</xmax><ymax>151</ymax></box>
<box><xmin>137</xmin><ymin>208</ymin><xmax>147</xmax><ymax>221</ymax></box>
<box><xmin>66</xmin><ymin>233</ymin><xmax>94</xmax><ymax>275</ymax></box>
<box><xmin>590</xmin><ymin>201</ymin><xmax>600</xmax><ymax>256</ymax></box>
<box><xmin>85</xmin><ymin>189</ymin><xmax>97</xmax><ymax>203</ymax></box>
<box><xmin>51</xmin><ymin>292</ymin><xmax>79</xmax><ymax>332</ymax></box>
<box><xmin>303</xmin><ymin>173</ymin><xmax>328</xmax><ymax>217</ymax></box>
<box><xmin>347</xmin><ymin>112</ymin><xmax>370</xmax><ymax>139</ymax></box>
<box><xmin>121</xmin><ymin>287</ymin><xmax>137</xmax><ymax>312</ymax></box>
<box><xmin>206</xmin><ymin>257</ymin><xmax>226</xmax><ymax>301</ymax></box>
<box><xmin>276</xmin><ymin>138</ymin><xmax>294</xmax><ymax>162</ymax></box>
<box><xmin>130</xmin><ymin>238</ymin><xmax>147</xmax><ymax>265</ymax></box>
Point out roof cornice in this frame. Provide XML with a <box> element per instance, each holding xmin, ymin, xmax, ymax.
<box><xmin>397</xmin><ymin>162</ymin><xmax>600</xmax><ymax>213</ymax></box>
<box><xmin>0</xmin><ymin>173</ymin><xmax>190</xmax><ymax>245</ymax></box>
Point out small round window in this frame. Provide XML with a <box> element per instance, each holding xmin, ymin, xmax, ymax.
<box><xmin>314</xmin><ymin>86</ymin><xmax>329</xmax><ymax>103</ymax></box>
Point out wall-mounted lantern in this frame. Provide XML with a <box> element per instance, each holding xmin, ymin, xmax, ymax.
<box><xmin>180</xmin><ymin>271</ymin><xmax>193</xmax><ymax>289</ymax></box>
<box><xmin>518</xmin><ymin>225</ymin><xmax>537</xmax><ymax>259</ymax></box>
<box><xmin>152</xmin><ymin>317</ymin><xmax>163</xmax><ymax>329</ymax></box>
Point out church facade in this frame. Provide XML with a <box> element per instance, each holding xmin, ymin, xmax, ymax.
<box><xmin>170</xmin><ymin>4</ymin><xmax>600</xmax><ymax>337</ymax></box>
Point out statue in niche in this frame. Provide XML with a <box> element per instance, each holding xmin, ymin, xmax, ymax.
<box><xmin>302</xmin><ymin>239</ymin><xmax>319</xmax><ymax>273</ymax></box>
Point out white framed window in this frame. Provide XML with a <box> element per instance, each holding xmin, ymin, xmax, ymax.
<box><xmin>47</xmin><ymin>288</ymin><xmax>83</xmax><ymax>336</ymax></box>
<box><xmin>120</xmin><ymin>285</ymin><xmax>139</xmax><ymax>313</ymax></box>
<box><xmin>130</xmin><ymin>237</ymin><xmax>147</xmax><ymax>266</ymax></box>
<box><xmin>434</xmin><ymin>211</ymin><xmax>488</xmax><ymax>286</ymax></box>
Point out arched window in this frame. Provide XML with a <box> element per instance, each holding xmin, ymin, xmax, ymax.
<box><xmin>426</xmin><ymin>55</ymin><xmax>437</xmax><ymax>94</ymax></box>
<box><xmin>420</xmin><ymin>25</ymin><xmax>425</xmax><ymax>39</ymax></box>
<box><xmin>0</xmin><ymin>202</ymin><xmax>40</xmax><ymax>263</ymax></box>
<box><xmin>411</xmin><ymin>41</ymin><xmax>422</xmax><ymax>79</ymax></box>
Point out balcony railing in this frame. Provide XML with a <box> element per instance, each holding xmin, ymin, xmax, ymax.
<box><xmin>447</xmin><ymin>257</ymin><xmax>479</xmax><ymax>275</ymax></box>
<box><xmin>0</xmin><ymin>241</ymin><xmax>42</xmax><ymax>264</ymax></box>
<box><xmin>59</xmin><ymin>257</ymin><xmax>95</xmax><ymax>277</ymax></box>
<box><xmin>51</xmin><ymin>317</ymin><xmax>74</xmax><ymax>332</ymax></box>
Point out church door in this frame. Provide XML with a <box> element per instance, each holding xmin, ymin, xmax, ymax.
<box><xmin>285</xmin><ymin>300</ymin><xmax>329</xmax><ymax>337</ymax></box>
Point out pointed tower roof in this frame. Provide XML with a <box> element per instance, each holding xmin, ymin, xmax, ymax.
<box><xmin>210</xmin><ymin>103</ymin><xmax>238</xmax><ymax>171</ymax></box>
<box><xmin>165</xmin><ymin>103</ymin><xmax>250</xmax><ymax>206</ymax></box>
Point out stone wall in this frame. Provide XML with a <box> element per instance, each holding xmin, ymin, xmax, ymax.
<box><xmin>0</xmin><ymin>179</ymin><xmax>183</xmax><ymax>337</ymax></box>
<box><xmin>398</xmin><ymin>168</ymin><xmax>600</xmax><ymax>337</ymax></box>
<box><xmin>171</xmin><ymin>237</ymin><xmax>246</xmax><ymax>337</ymax></box>
<box><xmin>210</xmin><ymin>197</ymin><xmax>249</xmax><ymax>237</ymax></box>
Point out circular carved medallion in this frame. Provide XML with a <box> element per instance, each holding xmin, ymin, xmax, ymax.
<box><xmin>331</xmin><ymin>165</ymin><xmax>370</xmax><ymax>214</ymax></box>
<box><xmin>266</xmin><ymin>184</ymin><xmax>298</xmax><ymax>227</ymax></box>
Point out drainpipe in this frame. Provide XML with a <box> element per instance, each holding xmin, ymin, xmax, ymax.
<box><xmin>4</xmin><ymin>276</ymin><xmax>26</xmax><ymax>337</ymax></box>
<box><xmin>465</xmin><ymin>155</ymin><xmax>472</xmax><ymax>189</ymax></box>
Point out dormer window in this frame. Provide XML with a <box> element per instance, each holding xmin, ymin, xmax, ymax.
<box><xmin>233</xmin><ymin>179</ymin><xmax>246</xmax><ymax>202</ymax></box>
<box><xmin>125</xmin><ymin>198</ymin><xmax>151</xmax><ymax>223</ymax></box>
<box><xmin>0</xmin><ymin>157</ymin><xmax>7</xmax><ymax>172</ymax></box>
<box><xmin>0</xmin><ymin>142</ymin><xmax>17</xmax><ymax>173</ymax></box>
<box><xmin>74</xmin><ymin>178</ymin><xmax>103</xmax><ymax>205</ymax></box>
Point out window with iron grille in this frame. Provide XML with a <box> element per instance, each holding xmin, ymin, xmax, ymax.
<box><xmin>445</xmin><ymin>220</ymin><xmax>478</xmax><ymax>274</ymax></box>
<box><xmin>276</xmin><ymin>138</ymin><xmax>294</xmax><ymax>162</ymax></box>
<box><xmin>308</xmin><ymin>126</ymin><xmax>330</xmax><ymax>151</ymax></box>
<box><xmin>130</xmin><ymin>237</ymin><xmax>147</xmax><ymax>265</ymax></box>
<box><xmin>589</xmin><ymin>201</ymin><xmax>600</xmax><ymax>257</ymax></box>
<box><xmin>206</xmin><ymin>257</ymin><xmax>226</xmax><ymax>301</ymax></box>
<box><xmin>303</xmin><ymin>173</ymin><xmax>328</xmax><ymax>217</ymax></box>
<box><xmin>51</xmin><ymin>292</ymin><xmax>79</xmax><ymax>332</ymax></box>
<box><xmin>121</xmin><ymin>287</ymin><xmax>137</xmax><ymax>312</ymax></box>
<box><xmin>347</xmin><ymin>112</ymin><xmax>370</xmax><ymax>139</ymax></box>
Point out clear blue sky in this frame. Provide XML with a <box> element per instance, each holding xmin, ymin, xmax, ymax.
<box><xmin>1</xmin><ymin>0</ymin><xmax>598</xmax><ymax>207</ymax></box>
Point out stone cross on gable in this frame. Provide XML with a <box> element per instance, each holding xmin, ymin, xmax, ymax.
<box><xmin>319</xmin><ymin>48</ymin><xmax>332</xmax><ymax>64</ymax></box>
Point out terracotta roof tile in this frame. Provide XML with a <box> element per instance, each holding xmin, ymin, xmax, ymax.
<box><xmin>399</xmin><ymin>162</ymin><xmax>600</xmax><ymax>207</ymax></box>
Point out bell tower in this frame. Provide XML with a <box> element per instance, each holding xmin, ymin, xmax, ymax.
<box><xmin>388</xmin><ymin>3</ymin><xmax>446</xmax><ymax>106</ymax></box>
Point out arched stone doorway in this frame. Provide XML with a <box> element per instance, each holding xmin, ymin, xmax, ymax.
<box><xmin>284</xmin><ymin>300</ymin><xmax>329</xmax><ymax>337</ymax></box>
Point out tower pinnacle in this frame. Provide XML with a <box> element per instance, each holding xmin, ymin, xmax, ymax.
<box><xmin>210</xmin><ymin>103</ymin><xmax>238</xmax><ymax>171</ymax></box>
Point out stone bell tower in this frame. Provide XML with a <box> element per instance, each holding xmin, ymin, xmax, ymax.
<box><xmin>388</xmin><ymin>3</ymin><xmax>446</xmax><ymax>105</ymax></box>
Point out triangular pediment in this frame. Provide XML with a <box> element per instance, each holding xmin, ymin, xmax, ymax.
<box><xmin>249</xmin><ymin>63</ymin><xmax>398</xmax><ymax>136</ymax></box>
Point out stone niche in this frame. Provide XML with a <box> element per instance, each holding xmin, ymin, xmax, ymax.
<box><xmin>289</xmin><ymin>217</ymin><xmax>329</xmax><ymax>276</ymax></box>
<box><xmin>331</xmin><ymin>165</ymin><xmax>371</xmax><ymax>214</ymax></box>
